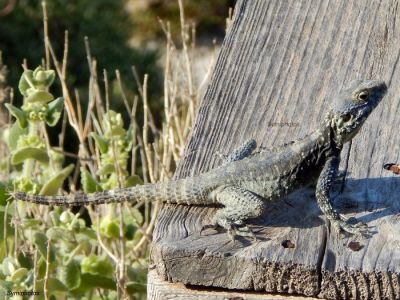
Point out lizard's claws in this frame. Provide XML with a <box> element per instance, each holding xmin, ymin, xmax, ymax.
<box><xmin>336</xmin><ymin>220</ymin><xmax>376</xmax><ymax>238</ymax></box>
<box><xmin>233</xmin><ymin>224</ymin><xmax>258</xmax><ymax>241</ymax></box>
<box><xmin>200</xmin><ymin>222</ymin><xmax>257</xmax><ymax>241</ymax></box>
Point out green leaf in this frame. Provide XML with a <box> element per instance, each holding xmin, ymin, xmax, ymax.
<box><xmin>11</xmin><ymin>147</ymin><xmax>49</xmax><ymax>165</ymax></box>
<box><xmin>49</xmin><ymin>211</ymin><xmax>60</xmax><ymax>226</ymax></box>
<box><xmin>99</xmin><ymin>216</ymin><xmax>120</xmax><ymax>239</ymax></box>
<box><xmin>81</xmin><ymin>255</ymin><xmax>114</xmax><ymax>277</ymax></box>
<box><xmin>33</xmin><ymin>232</ymin><xmax>55</xmax><ymax>262</ymax></box>
<box><xmin>5</xmin><ymin>104</ymin><xmax>28</xmax><ymax>128</ymax></box>
<box><xmin>0</xmin><ymin>280</ymin><xmax>14</xmax><ymax>291</ymax></box>
<box><xmin>36</xmin><ymin>257</ymin><xmax>47</xmax><ymax>279</ymax></box>
<box><xmin>46</xmin><ymin>227</ymin><xmax>71</xmax><ymax>241</ymax></box>
<box><xmin>17</xmin><ymin>251</ymin><xmax>33</xmax><ymax>269</ymax></box>
<box><xmin>97</xmin><ymin>163</ymin><xmax>115</xmax><ymax>176</ymax></box>
<box><xmin>124</xmin><ymin>223</ymin><xmax>138</xmax><ymax>240</ymax></box>
<box><xmin>61</xmin><ymin>260</ymin><xmax>81</xmax><ymax>290</ymax></box>
<box><xmin>39</xmin><ymin>164</ymin><xmax>74</xmax><ymax>196</ymax></box>
<box><xmin>126</xmin><ymin>263</ymin><xmax>147</xmax><ymax>294</ymax></box>
<box><xmin>0</xmin><ymin>182</ymin><xmax>9</xmax><ymax>206</ymax></box>
<box><xmin>76</xmin><ymin>228</ymin><xmax>97</xmax><ymax>242</ymax></box>
<box><xmin>1</xmin><ymin>257</ymin><xmax>18</xmax><ymax>276</ymax></box>
<box><xmin>6</xmin><ymin>123</ymin><xmax>28</xmax><ymax>151</ymax></box>
<box><xmin>74</xmin><ymin>273</ymin><xmax>116</xmax><ymax>292</ymax></box>
<box><xmin>22</xmin><ymin>218</ymin><xmax>42</xmax><ymax>228</ymax></box>
<box><xmin>59</xmin><ymin>211</ymin><xmax>73</xmax><ymax>224</ymax></box>
<box><xmin>125</xmin><ymin>124</ymin><xmax>133</xmax><ymax>143</ymax></box>
<box><xmin>125</xmin><ymin>175</ymin><xmax>144</xmax><ymax>187</ymax></box>
<box><xmin>71</xmin><ymin>218</ymin><xmax>85</xmax><ymax>230</ymax></box>
<box><xmin>126</xmin><ymin>281</ymin><xmax>147</xmax><ymax>294</ymax></box>
<box><xmin>10</xmin><ymin>267</ymin><xmax>28</xmax><ymax>281</ymax></box>
<box><xmin>90</xmin><ymin>133</ymin><xmax>108</xmax><ymax>153</ymax></box>
<box><xmin>18</xmin><ymin>70</ymin><xmax>34</xmax><ymax>97</ymax></box>
<box><xmin>48</xmin><ymin>277</ymin><xmax>68</xmax><ymax>292</ymax></box>
<box><xmin>124</xmin><ymin>208</ymin><xmax>143</xmax><ymax>226</ymax></box>
<box><xmin>80</xmin><ymin>168</ymin><xmax>102</xmax><ymax>193</ymax></box>
<box><xmin>40</xmin><ymin>70</ymin><xmax>56</xmax><ymax>88</ymax></box>
<box><xmin>45</xmin><ymin>97</ymin><xmax>64</xmax><ymax>127</ymax></box>
<box><xmin>26</xmin><ymin>90</ymin><xmax>54</xmax><ymax>103</ymax></box>
<box><xmin>32</xmin><ymin>67</ymin><xmax>55</xmax><ymax>88</ymax></box>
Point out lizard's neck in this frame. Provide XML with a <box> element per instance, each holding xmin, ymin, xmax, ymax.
<box><xmin>314</xmin><ymin>119</ymin><xmax>342</xmax><ymax>157</ymax></box>
<box><xmin>292</xmin><ymin>120</ymin><xmax>341</xmax><ymax>157</ymax></box>
<box><xmin>281</xmin><ymin>121</ymin><xmax>341</xmax><ymax>188</ymax></box>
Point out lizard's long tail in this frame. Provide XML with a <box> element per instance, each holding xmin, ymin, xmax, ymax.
<box><xmin>11</xmin><ymin>177</ymin><xmax>212</xmax><ymax>206</ymax></box>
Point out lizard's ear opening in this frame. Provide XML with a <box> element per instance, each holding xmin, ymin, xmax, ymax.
<box><xmin>341</xmin><ymin>113</ymin><xmax>352</xmax><ymax>123</ymax></box>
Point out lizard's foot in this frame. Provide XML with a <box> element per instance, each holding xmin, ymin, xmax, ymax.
<box><xmin>231</xmin><ymin>220</ymin><xmax>257</xmax><ymax>239</ymax></box>
<box><xmin>233</xmin><ymin>224</ymin><xmax>257</xmax><ymax>240</ymax></box>
<box><xmin>217</xmin><ymin>139</ymin><xmax>257</xmax><ymax>164</ymax></box>
<box><xmin>199</xmin><ymin>216</ymin><xmax>257</xmax><ymax>240</ymax></box>
<box><xmin>334</xmin><ymin>218</ymin><xmax>375</xmax><ymax>238</ymax></box>
<box><xmin>213</xmin><ymin>217</ymin><xmax>257</xmax><ymax>240</ymax></box>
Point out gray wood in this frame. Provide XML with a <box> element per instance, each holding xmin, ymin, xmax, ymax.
<box><xmin>150</xmin><ymin>0</ymin><xmax>400</xmax><ymax>298</ymax></box>
<box><xmin>147</xmin><ymin>269</ymin><xmax>318</xmax><ymax>300</ymax></box>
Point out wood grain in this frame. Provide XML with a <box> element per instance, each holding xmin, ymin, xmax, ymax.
<box><xmin>147</xmin><ymin>269</ymin><xmax>318</xmax><ymax>300</ymax></box>
<box><xmin>149</xmin><ymin>0</ymin><xmax>400</xmax><ymax>298</ymax></box>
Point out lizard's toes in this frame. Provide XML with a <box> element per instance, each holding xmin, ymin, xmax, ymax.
<box><xmin>200</xmin><ymin>217</ymin><xmax>234</xmax><ymax>236</ymax></box>
<box><xmin>227</xmin><ymin>226</ymin><xmax>256</xmax><ymax>241</ymax></box>
<box><xmin>337</xmin><ymin>220</ymin><xmax>376</xmax><ymax>238</ymax></box>
<box><xmin>210</xmin><ymin>214</ymin><xmax>258</xmax><ymax>241</ymax></box>
<box><xmin>234</xmin><ymin>224</ymin><xmax>257</xmax><ymax>240</ymax></box>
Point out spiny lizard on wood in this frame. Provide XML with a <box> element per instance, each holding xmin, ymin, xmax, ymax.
<box><xmin>12</xmin><ymin>80</ymin><xmax>387</xmax><ymax>238</ymax></box>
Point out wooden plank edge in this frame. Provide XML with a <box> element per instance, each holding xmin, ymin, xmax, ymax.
<box><xmin>147</xmin><ymin>268</ymin><xmax>319</xmax><ymax>300</ymax></box>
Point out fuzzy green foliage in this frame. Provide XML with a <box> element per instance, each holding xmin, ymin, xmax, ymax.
<box><xmin>0</xmin><ymin>68</ymin><xmax>147</xmax><ymax>298</ymax></box>
<box><xmin>3</xmin><ymin>66</ymin><xmax>72</xmax><ymax>195</ymax></box>
<box><xmin>0</xmin><ymin>0</ymin><xmax>161</xmax><ymax>96</ymax></box>
<box><xmin>82</xmin><ymin>110</ymin><xmax>143</xmax><ymax>192</ymax></box>
<box><xmin>0</xmin><ymin>207</ymin><xmax>147</xmax><ymax>299</ymax></box>
<box><xmin>130</xmin><ymin>0</ymin><xmax>232</xmax><ymax>41</ymax></box>
<box><xmin>0</xmin><ymin>1</ymin><xmax>212</xmax><ymax>297</ymax></box>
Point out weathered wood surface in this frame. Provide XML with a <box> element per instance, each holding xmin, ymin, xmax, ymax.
<box><xmin>147</xmin><ymin>269</ymin><xmax>318</xmax><ymax>300</ymax></box>
<box><xmin>150</xmin><ymin>0</ymin><xmax>400</xmax><ymax>299</ymax></box>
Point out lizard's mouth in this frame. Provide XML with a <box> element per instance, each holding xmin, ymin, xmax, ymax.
<box><xmin>340</xmin><ymin>110</ymin><xmax>366</xmax><ymax>132</ymax></box>
<box><xmin>333</xmin><ymin>107</ymin><xmax>369</xmax><ymax>141</ymax></box>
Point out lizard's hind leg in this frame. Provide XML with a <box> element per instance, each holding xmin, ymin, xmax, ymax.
<box><xmin>211</xmin><ymin>185</ymin><xmax>266</xmax><ymax>239</ymax></box>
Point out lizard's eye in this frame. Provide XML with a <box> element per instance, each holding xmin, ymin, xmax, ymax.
<box><xmin>357</xmin><ymin>91</ymin><xmax>369</xmax><ymax>101</ymax></box>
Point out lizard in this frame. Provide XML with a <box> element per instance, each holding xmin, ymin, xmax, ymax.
<box><xmin>12</xmin><ymin>79</ymin><xmax>387</xmax><ymax>238</ymax></box>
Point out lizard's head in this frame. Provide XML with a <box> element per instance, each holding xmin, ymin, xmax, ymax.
<box><xmin>328</xmin><ymin>79</ymin><xmax>387</xmax><ymax>145</ymax></box>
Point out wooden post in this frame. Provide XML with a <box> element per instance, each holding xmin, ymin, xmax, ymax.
<box><xmin>149</xmin><ymin>0</ymin><xmax>400</xmax><ymax>299</ymax></box>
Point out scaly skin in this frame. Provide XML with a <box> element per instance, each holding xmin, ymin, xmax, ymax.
<box><xmin>13</xmin><ymin>80</ymin><xmax>388</xmax><ymax>237</ymax></box>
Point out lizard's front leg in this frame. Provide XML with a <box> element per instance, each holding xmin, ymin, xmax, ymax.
<box><xmin>316</xmin><ymin>155</ymin><xmax>371</xmax><ymax>236</ymax></box>
<box><xmin>218</xmin><ymin>139</ymin><xmax>257</xmax><ymax>164</ymax></box>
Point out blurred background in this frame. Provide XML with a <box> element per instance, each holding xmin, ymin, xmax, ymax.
<box><xmin>0</xmin><ymin>1</ymin><xmax>236</xmax><ymax>298</ymax></box>
<box><xmin>0</xmin><ymin>0</ymin><xmax>233</xmax><ymax>102</ymax></box>
<box><xmin>0</xmin><ymin>0</ymin><xmax>234</xmax><ymax>158</ymax></box>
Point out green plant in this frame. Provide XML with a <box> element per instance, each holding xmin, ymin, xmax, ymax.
<box><xmin>0</xmin><ymin>0</ymin><xmax>217</xmax><ymax>298</ymax></box>
<box><xmin>4</xmin><ymin>66</ymin><xmax>73</xmax><ymax>195</ymax></box>
<box><xmin>82</xmin><ymin>110</ymin><xmax>142</xmax><ymax>193</ymax></box>
<box><xmin>0</xmin><ymin>0</ymin><xmax>161</xmax><ymax>97</ymax></box>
